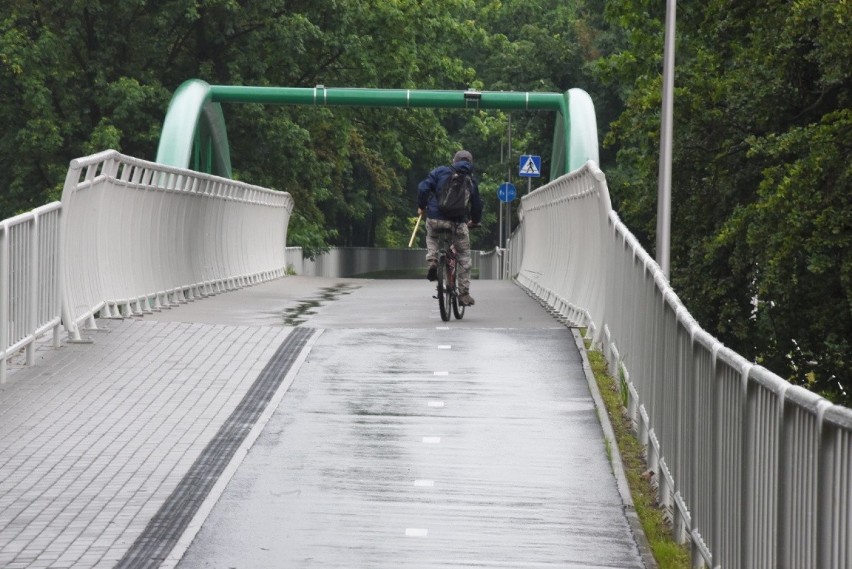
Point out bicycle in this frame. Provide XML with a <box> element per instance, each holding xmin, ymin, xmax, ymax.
<box><xmin>433</xmin><ymin>228</ymin><xmax>464</xmax><ymax>322</ymax></box>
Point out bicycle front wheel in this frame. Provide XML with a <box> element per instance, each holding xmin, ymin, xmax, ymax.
<box><xmin>437</xmin><ymin>261</ymin><xmax>451</xmax><ymax>321</ymax></box>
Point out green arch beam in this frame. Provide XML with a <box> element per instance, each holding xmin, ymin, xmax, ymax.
<box><xmin>156</xmin><ymin>79</ymin><xmax>598</xmax><ymax>180</ymax></box>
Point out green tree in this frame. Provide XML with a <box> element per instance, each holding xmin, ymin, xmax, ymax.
<box><xmin>0</xmin><ymin>0</ymin><xmax>484</xmax><ymax>256</ymax></box>
<box><xmin>592</xmin><ymin>0</ymin><xmax>852</xmax><ymax>403</ymax></box>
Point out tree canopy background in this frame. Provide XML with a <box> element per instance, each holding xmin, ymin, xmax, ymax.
<box><xmin>1</xmin><ymin>0</ymin><xmax>849</xmax><ymax>403</ymax></box>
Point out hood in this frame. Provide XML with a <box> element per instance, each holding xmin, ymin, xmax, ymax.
<box><xmin>452</xmin><ymin>160</ymin><xmax>474</xmax><ymax>174</ymax></box>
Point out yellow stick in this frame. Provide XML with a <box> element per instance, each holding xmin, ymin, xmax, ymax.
<box><xmin>408</xmin><ymin>214</ymin><xmax>422</xmax><ymax>248</ymax></box>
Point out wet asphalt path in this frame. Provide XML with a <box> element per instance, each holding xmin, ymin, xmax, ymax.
<box><xmin>0</xmin><ymin>276</ymin><xmax>647</xmax><ymax>568</ymax></box>
<box><xmin>152</xmin><ymin>277</ymin><xmax>646</xmax><ymax>568</ymax></box>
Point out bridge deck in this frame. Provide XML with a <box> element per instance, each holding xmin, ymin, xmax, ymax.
<box><xmin>0</xmin><ymin>277</ymin><xmax>648</xmax><ymax>568</ymax></box>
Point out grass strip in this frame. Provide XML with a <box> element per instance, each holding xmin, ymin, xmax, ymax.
<box><xmin>584</xmin><ymin>339</ymin><xmax>691</xmax><ymax>569</ymax></box>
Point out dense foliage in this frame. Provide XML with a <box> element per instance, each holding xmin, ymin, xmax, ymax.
<box><xmin>592</xmin><ymin>0</ymin><xmax>851</xmax><ymax>403</ymax></box>
<box><xmin>1</xmin><ymin>0</ymin><xmax>849</xmax><ymax>402</ymax></box>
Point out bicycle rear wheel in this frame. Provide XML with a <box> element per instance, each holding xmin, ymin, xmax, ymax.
<box><xmin>452</xmin><ymin>293</ymin><xmax>465</xmax><ymax>319</ymax></box>
<box><xmin>437</xmin><ymin>259</ymin><xmax>451</xmax><ymax>321</ymax></box>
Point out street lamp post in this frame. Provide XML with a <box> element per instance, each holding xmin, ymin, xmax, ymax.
<box><xmin>657</xmin><ymin>0</ymin><xmax>676</xmax><ymax>279</ymax></box>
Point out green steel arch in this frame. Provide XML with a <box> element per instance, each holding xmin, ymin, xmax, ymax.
<box><xmin>156</xmin><ymin>79</ymin><xmax>598</xmax><ymax>180</ymax></box>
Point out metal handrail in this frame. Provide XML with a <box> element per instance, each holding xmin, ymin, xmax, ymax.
<box><xmin>0</xmin><ymin>202</ymin><xmax>63</xmax><ymax>383</ymax></box>
<box><xmin>512</xmin><ymin>161</ymin><xmax>852</xmax><ymax>569</ymax></box>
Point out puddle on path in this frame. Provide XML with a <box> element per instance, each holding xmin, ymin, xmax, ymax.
<box><xmin>283</xmin><ymin>283</ymin><xmax>360</xmax><ymax>326</ymax></box>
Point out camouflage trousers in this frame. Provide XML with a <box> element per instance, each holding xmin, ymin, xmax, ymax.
<box><xmin>425</xmin><ymin>218</ymin><xmax>472</xmax><ymax>293</ymax></box>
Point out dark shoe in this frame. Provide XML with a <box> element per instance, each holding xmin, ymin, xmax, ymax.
<box><xmin>426</xmin><ymin>265</ymin><xmax>437</xmax><ymax>282</ymax></box>
<box><xmin>458</xmin><ymin>293</ymin><xmax>475</xmax><ymax>306</ymax></box>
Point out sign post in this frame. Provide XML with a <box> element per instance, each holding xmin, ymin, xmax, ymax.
<box><xmin>498</xmin><ymin>182</ymin><xmax>516</xmax><ymax>248</ymax></box>
<box><xmin>506</xmin><ymin>116</ymin><xmax>512</xmax><ymax>249</ymax></box>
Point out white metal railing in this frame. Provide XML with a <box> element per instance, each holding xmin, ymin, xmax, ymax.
<box><xmin>59</xmin><ymin>150</ymin><xmax>293</xmax><ymax>339</ymax></box>
<box><xmin>506</xmin><ymin>223</ymin><xmax>524</xmax><ymax>280</ymax></box>
<box><xmin>0</xmin><ymin>203</ymin><xmax>63</xmax><ymax>383</ymax></box>
<box><xmin>477</xmin><ymin>247</ymin><xmax>504</xmax><ymax>280</ymax></box>
<box><xmin>513</xmin><ymin>161</ymin><xmax>852</xmax><ymax>569</ymax></box>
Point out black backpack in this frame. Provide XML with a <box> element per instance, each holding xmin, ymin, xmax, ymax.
<box><xmin>437</xmin><ymin>167</ymin><xmax>472</xmax><ymax>218</ymax></box>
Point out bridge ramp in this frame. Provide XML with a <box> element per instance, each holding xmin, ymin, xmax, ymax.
<box><xmin>0</xmin><ymin>278</ymin><xmax>647</xmax><ymax>568</ymax></box>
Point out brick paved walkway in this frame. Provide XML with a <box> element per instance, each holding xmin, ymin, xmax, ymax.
<box><xmin>0</xmin><ymin>320</ymin><xmax>293</xmax><ymax>568</ymax></box>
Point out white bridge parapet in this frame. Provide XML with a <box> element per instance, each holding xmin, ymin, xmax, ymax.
<box><xmin>512</xmin><ymin>160</ymin><xmax>852</xmax><ymax>569</ymax></box>
<box><xmin>0</xmin><ymin>203</ymin><xmax>63</xmax><ymax>383</ymax></box>
<box><xmin>59</xmin><ymin>150</ymin><xmax>293</xmax><ymax>339</ymax></box>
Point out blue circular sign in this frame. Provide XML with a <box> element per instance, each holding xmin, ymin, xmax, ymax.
<box><xmin>498</xmin><ymin>182</ymin><xmax>516</xmax><ymax>203</ymax></box>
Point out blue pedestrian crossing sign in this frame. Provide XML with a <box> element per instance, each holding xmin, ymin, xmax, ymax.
<box><xmin>519</xmin><ymin>155</ymin><xmax>541</xmax><ymax>177</ymax></box>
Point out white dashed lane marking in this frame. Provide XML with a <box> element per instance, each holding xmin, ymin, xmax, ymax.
<box><xmin>405</xmin><ymin>528</ymin><xmax>428</xmax><ymax>537</ymax></box>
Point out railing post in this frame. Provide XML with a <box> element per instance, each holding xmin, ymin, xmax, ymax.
<box><xmin>816</xmin><ymin>401</ymin><xmax>835</xmax><ymax>569</ymax></box>
<box><xmin>776</xmin><ymin>385</ymin><xmax>791</xmax><ymax>568</ymax></box>
<box><xmin>53</xmin><ymin>207</ymin><xmax>62</xmax><ymax>349</ymax></box>
<box><xmin>741</xmin><ymin>364</ymin><xmax>755</xmax><ymax>569</ymax></box>
<box><xmin>0</xmin><ymin>222</ymin><xmax>8</xmax><ymax>384</ymax></box>
<box><xmin>26</xmin><ymin>215</ymin><xmax>38</xmax><ymax>366</ymax></box>
<box><xmin>59</xmin><ymin>160</ymin><xmax>83</xmax><ymax>341</ymax></box>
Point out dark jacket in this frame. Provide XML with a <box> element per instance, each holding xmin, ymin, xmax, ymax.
<box><xmin>417</xmin><ymin>160</ymin><xmax>483</xmax><ymax>223</ymax></box>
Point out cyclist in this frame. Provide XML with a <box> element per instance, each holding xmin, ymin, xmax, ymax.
<box><xmin>417</xmin><ymin>149</ymin><xmax>483</xmax><ymax>306</ymax></box>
